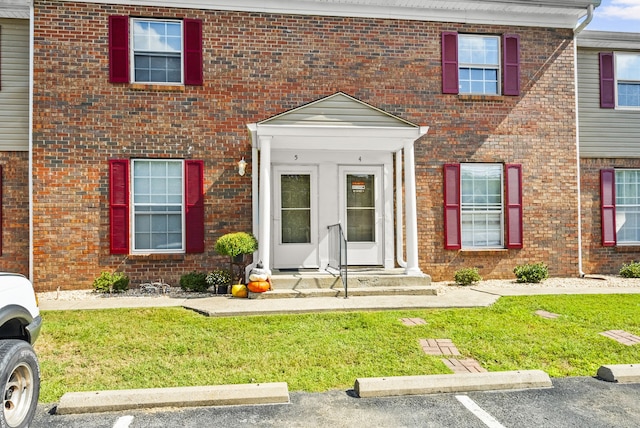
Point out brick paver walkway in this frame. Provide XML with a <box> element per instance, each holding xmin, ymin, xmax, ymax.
<box><xmin>400</xmin><ymin>318</ymin><xmax>427</xmax><ymax>326</ymax></box>
<box><xmin>535</xmin><ymin>310</ymin><xmax>560</xmax><ymax>319</ymax></box>
<box><xmin>600</xmin><ymin>330</ymin><xmax>640</xmax><ymax>346</ymax></box>
<box><xmin>419</xmin><ymin>339</ymin><xmax>461</xmax><ymax>356</ymax></box>
<box><xmin>442</xmin><ymin>358</ymin><xmax>487</xmax><ymax>374</ymax></box>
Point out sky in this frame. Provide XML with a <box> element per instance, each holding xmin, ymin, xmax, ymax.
<box><xmin>586</xmin><ymin>0</ymin><xmax>640</xmax><ymax>32</ymax></box>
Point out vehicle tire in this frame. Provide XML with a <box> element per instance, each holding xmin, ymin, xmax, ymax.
<box><xmin>0</xmin><ymin>340</ymin><xmax>40</xmax><ymax>428</ymax></box>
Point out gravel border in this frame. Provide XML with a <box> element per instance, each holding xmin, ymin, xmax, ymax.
<box><xmin>37</xmin><ymin>275</ymin><xmax>640</xmax><ymax>302</ymax></box>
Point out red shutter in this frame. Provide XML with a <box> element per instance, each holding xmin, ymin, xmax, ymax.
<box><xmin>108</xmin><ymin>15</ymin><xmax>129</xmax><ymax>83</ymax></box>
<box><xmin>109</xmin><ymin>160</ymin><xmax>130</xmax><ymax>254</ymax></box>
<box><xmin>185</xmin><ymin>160</ymin><xmax>205</xmax><ymax>253</ymax></box>
<box><xmin>442</xmin><ymin>32</ymin><xmax>459</xmax><ymax>94</ymax></box>
<box><xmin>503</xmin><ymin>34</ymin><xmax>520</xmax><ymax>96</ymax></box>
<box><xmin>599</xmin><ymin>52</ymin><xmax>615</xmax><ymax>109</ymax></box>
<box><xmin>505</xmin><ymin>164</ymin><xmax>523</xmax><ymax>248</ymax></box>
<box><xmin>183</xmin><ymin>19</ymin><xmax>203</xmax><ymax>86</ymax></box>
<box><xmin>444</xmin><ymin>164</ymin><xmax>461</xmax><ymax>250</ymax></box>
<box><xmin>600</xmin><ymin>169</ymin><xmax>616</xmax><ymax>246</ymax></box>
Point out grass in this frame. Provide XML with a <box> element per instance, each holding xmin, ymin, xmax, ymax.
<box><xmin>35</xmin><ymin>294</ymin><xmax>640</xmax><ymax>403</ymax></box>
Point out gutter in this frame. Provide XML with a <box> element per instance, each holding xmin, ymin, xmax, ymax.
<box><xmin>573</xmin><ymin>3</ymin><xmax>594</xmax><ymax>277</ymax></box>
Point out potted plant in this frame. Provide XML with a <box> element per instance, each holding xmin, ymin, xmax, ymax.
<box><xmin>214</xmin><ymin>232</ymin><xmax>258</xmax><ymax>284</ymax></box>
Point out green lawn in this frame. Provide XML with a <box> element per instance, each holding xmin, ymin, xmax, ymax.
<box><xmin>36</xmin><ymin>294</ymin><xmax>640</xmax><ymax>403</ymax></box>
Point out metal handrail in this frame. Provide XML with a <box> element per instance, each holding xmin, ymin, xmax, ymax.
<box><xmin>327</xmin><ymin>223</ymin><xmax>348</xmax><ymax>298</ymax></box>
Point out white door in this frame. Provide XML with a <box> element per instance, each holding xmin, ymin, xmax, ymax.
<box><xmin>272</xmin><ymin>165</ymin><xmax>319</xmax><ymax>269</ymax></box>
<box><xmin>339</xmin><ymin>166</ymin><xmax>383</xmax><ymax>266</ymax></box>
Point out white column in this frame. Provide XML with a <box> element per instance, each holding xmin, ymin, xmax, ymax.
<box><xmin>258</xmin><ymin>136</ymin><xmax>272</xmax><ymax>271</ymax></box>
<box><xmin>403</xmin><ymin>139</ymin><xmax>423</xmax><ymax>276</ymax></box>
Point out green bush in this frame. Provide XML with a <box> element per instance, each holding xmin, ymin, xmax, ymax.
<box><xmin>93</xmin><ymin>271</ymin><xmax>129</xmax><ymax>293</ymax></box>
<box><xmin>454</xmin><ymin>267</ymin><xmax>482</xmax><ymax>286</ymax></box>
<box><xmin>619</xmin><ymin>261</ymin><xmax>640</xmax><ymax>278</ymax></box>
<box><xmin>214</xmin><ymin>232</ymin><xmax>258</xmax><ymax>257</ymax></box>
<box><xmin>205</xmin><ymin>269</ymin><xmax>232</xmax><ymax>287</ymax></box>
<box><xmin>179</xmin><ymin>271</ymin><xmax>209</xmax><ymax>292</ymax></box>
<box><xmin>513</xmin><ymin>262</ymin><xmax>549</xmax><ymax>283</ymax></box>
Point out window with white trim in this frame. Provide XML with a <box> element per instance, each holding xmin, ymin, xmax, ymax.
<box><xmin>616</xmin><ymin>169</ymin><xmax>640</xmax><ymax>244</ymax></box>
<box><xmin>132</xmin><ymin>159</ymin><xmax>184</xmax><ymax>252</ymax></box>
<box><xmin>458</xmin><ymin>35</ymin><xmax>500</xmax><ymax>95</ymax></box>
<box><xmin>461</xmin><ymin>164</ymin><xmax>503</xmax><ymax>248</ymax></box>
<box><xmin>131</xmin><ymin>18</ymin><xmax>183</xmax><ymax>84</ymax></box>
<box><xmin>616</xmin><ymin>53</ymin><xmax>640</xmax><ymax>108</ymax></box>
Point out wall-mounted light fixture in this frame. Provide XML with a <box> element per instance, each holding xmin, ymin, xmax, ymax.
<box><xmin>238</xmin><ymin>157</ymin><xmax>247</xmax><ymax>176</ymax></box>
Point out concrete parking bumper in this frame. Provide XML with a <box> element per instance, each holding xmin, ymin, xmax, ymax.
<box><xmin>354</xmin><ymin>370</ymin><xmax>553</xmax><ymax>398</ymax></box>
<box><xmin>597</xmin><ymin>364</ymin><xmax>640</xmax><ymax>384</ymax></box>
<box><xmin>56</xmin><ymin>382</ymin><xmax>290</xmax><ymax>415</ymax></box>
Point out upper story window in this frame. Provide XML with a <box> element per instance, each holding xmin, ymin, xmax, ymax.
<box><xmin>616</xmin><ymin>53</ymin><xmax>640</xmax><ymax>108</ymax></box>
<box><xmin>108</xmin><ymin>15</ymin><xmax>203</xmax><ymax>86</ymax></box>
<box><xmin>132</xmin><ymin>19</ymin><xmax>183</xmax><ymax>84</ymax></box>
<box><xmin>458</xmin><ymin>35</ymin><xmax>500</xmax><ymax>95</ymax></box>
<box><xmin>442</xmin><ymin>32</ymin><xmax>520</xmax><ymax>97</ymax></box>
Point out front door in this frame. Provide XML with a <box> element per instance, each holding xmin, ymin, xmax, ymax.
<box><xmin>339</xmin><ymin>166</ymin><xmax>383</xmax><ymax>266</ymax></box>
<box><xmin>272</xmin><ymin>165</ymin><xmax>319</xmax><ymax>268</ymax></box>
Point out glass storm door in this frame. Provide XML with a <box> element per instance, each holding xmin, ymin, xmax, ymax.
<box><xmin>272</xmin><ymin>166</ymin><xmax>319</xmax><ymax>268</ymax></box>
<box><xmin>339</xmin><ymin>166</ymin><xmax>383</xmax><ymax>266</ymax></box>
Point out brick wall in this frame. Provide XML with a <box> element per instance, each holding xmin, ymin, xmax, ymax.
<box><xmin>580</xmin><ymin>158</ymin><xmax>640</xmax><ymax>274</ymax></box>
<box><xmin>32</xmin><ymin>1</ymin><xmax>579</xmax><ymax>289</ymax></box>
<box><xmin>0</xmin><ymin>152</ymin><xmax>30</xmax><ymax>276</ymax></box>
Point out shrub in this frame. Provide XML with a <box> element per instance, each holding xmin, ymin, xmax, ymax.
<box><xmin>513</xmin><ymin>262</ymin><xmax>549</xmax><ymax>283</ymax></box>
<box><xmin>214</xmin><ymin>232</ymin><xmax>258</xmax><ymax>258</ymax></box>
<box><xmin>179</xmin><ymin>271</ymin><xmax>209</xmax><ymax>292</ymax></box>
<box><xmin>206</xmin><ymin>269</ymin><xmax>233</xmax><ymax>287</ymax></box>
<box><xmin>619</xmin><ymin>261</ymin><xmax>640</xmax><ymax>278</ymax></box>
<box><xmin>454</xmin><ymin>267</ymin><xmax>482</xmax><ymax>286</ymax></box>
<box><xmin>93</xmin><ymin>271</ymin><xmax>129</xmax><ymax>293</ymax></box>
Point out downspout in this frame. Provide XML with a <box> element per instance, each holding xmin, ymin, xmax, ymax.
<box><xmin>395</xmin><ymin>150</ymin><xmax>406</xmax><ymax>268</ymax></box>
<box><xmin>28</xmin><ymin>1</ymin><xmax>35</xmax><ymax>282</ymax></box>
<box><xmin>573</xmin><ymin>3</ymin><xmax>594</xmax><ymax>277</ymax></box>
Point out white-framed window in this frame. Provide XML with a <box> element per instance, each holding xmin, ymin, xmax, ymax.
<box><xmin>615</xmin><ymin>169</ymin><xmax>640</xmax><ymax>244</ymax></box>
<box><xmin>131</xmin><ymin>18</ymin><xmax>183</xmax><ymax>84</ymax></box>
<box><xmin>132</xmin><ymin>159</ymin><xmax>184</xmax><ymax>253</ymax></box>
<box><xmin>616</xmin><ymin>53</ymin><xmax>640</xmax><ymax>108</ymax></box>
<box><xmin>458</xmin><ymin>35</ymin><xmax>500</xmax><ymax>95</ymax></box>
<box><xmin>461</xmin><ymin>164</ymin><xmax>504</xmax><ymax>248</ymax></box>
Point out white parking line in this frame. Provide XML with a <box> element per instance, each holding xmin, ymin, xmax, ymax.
<box><xmin>113</xmin><ymin>415</ymin><xmax>135</xmax><ymax>428</ymax></box>
<box><xmin>456</xmin><ymin>395</ymin><xmax>506</xmax><ymax>428</ymax></box>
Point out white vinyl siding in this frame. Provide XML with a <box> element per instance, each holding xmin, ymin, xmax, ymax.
<box><xmin>0</xmin><ymin>19</ymin><xmax>29</xmax><ymax>151</ymax></box>
<box><xmin>577</xmin><ymin>48</ymin><xmax>640</xmax><ymax>158</ymax></box>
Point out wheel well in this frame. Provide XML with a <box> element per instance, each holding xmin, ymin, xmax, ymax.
<box><xmin>0</xmin><ymin>318</ymin><xmax>30</xmax><ymax>342</ymax></box>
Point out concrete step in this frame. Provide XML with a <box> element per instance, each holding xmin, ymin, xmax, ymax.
<box><xmin>249</xmin><ymin>285</ymin><xmax>440</xmax><ymax>299</ymax></box>
<box><xmin>270</xmin><ymin>270</ymin><xmax>432</xmax><ymax>289</ymax></box>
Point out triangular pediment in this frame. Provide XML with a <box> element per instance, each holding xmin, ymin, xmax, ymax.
<box><xmin>259</xmin><ymin>92</ymin><xmax>418</xmax><ymax>128</ymax></box>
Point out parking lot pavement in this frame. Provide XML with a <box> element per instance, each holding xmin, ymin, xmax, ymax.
<box><xmin>34</xmin><ymin>377</ymin><xmax>640</xmax><ymax>428</ymax></box>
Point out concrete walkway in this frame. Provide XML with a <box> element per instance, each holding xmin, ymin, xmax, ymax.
<box><xmin>39</xmin><ymin>285</ymin><xmax>640</xmax><ymax>315</ymax></box>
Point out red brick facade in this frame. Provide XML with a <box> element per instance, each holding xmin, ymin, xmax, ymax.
<box><xmin>29</xmin><ymin>1</ymin><xmax>580</xmax><ymax>290</ymax></box>
<box><xmin>0</xmin><ymin>152</ymin><xmax>30</xmax><ymax>277</ymax></box>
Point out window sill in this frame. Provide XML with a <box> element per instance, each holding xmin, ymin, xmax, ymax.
<box><xmin>615</xmin><ymin>245</ymin><xmax>640</xmax><ymax>252</ymax></box>
<box><xmin>128</xmin><ymin>253</ymin><xmax>186</xmax><ymax>261</ymax></box>
<box><xmin>457</xmin><ymin>94</ymin><xmax>505</xmax><ymax>102</ymax></box>
<box><xmin>130</xmin><ymin>84</ymin><xmax>185</xmax><ymax>92</ymax></box>
<box><xmin>460</xmin><ymin>248</ymin><xmax>508</xmax><ymax>255</ymax></box>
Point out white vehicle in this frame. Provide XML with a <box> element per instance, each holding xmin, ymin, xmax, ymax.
<box><xmin>0</xmin><ymin>273</ymin><xmax>42</xmax><ymax>428</ymax></box>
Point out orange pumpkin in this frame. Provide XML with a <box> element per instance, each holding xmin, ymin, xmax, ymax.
<box><xmin>247</xmin><ymin>280</ymin><xmax>270</xmax><ymax>293</ymax></box>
